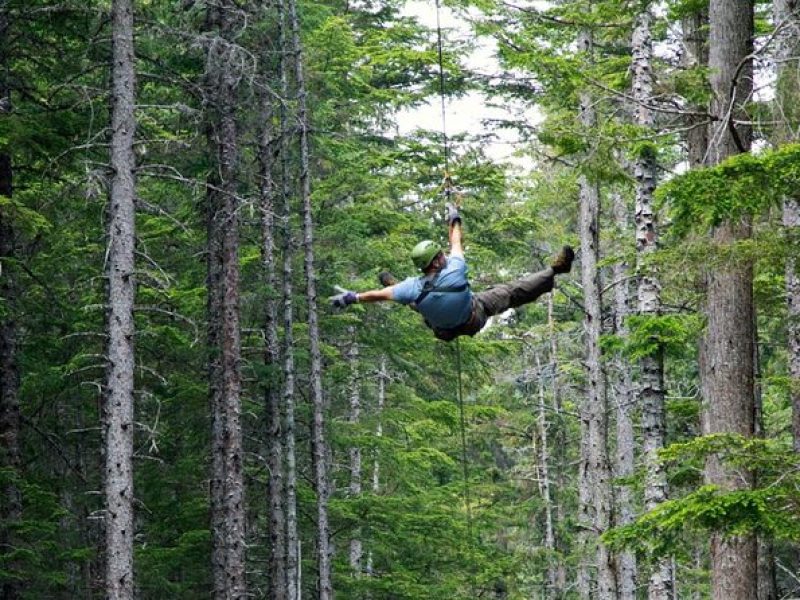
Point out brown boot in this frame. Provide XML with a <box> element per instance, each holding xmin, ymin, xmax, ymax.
<box><xmin>550</xmin><ymin>245</ymin><xmax>574</xmax><ymax>274</ymax></box>
<box><xmin>378</xmin><ymin>271</ymin><xmax>397</xmax><ymax>287</ymax></box>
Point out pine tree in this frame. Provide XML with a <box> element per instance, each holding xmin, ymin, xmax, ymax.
<box><xmin>701</xmin><ymin>0</ymin><xmax>757</xmax><ymax>595</ymax></box>
<box><xmin>0</xmin><ymin>4</ymin><xmax>21</xmax><ymax>597</ymax></box>
<box><xmin>631</xmin><ymin>2</ymin><xmax>673</xmax><ymax>596</ymax></box>
<box><xmin>576</xmin><ymin>21</ymin><xmax>615</xmax><ymax>600</ymax></box>
<box><xmin>257</xmin><ymin>38</ymin><xmax>287</xmax><ymax>598</ymax></box>
<box><xmin>204</xmin><ymin>1</ymin><xmax>246</xmax><ymax>596</ymax></box>
<box><xmin>103</xmin><ymin>0</ymin><xmax>137</xmax><ymax>596</ymax></box>
<box><xmin>773</xmin><ymin>0</ymin><xmax>800</xmax><ymax>451</ymax></box>
<box><xmin>346</xmin><ymin>327</ymin><xmax>363</xmax><ymax>573</ymax></box>
<box><xmin>611</xmin><ymin>190</ymin><xmax>637</xmax><ymax>600</ymax></box>
<box><xmin>288</xmin><ymin>0</ymin><xmax>333</xmax><ymax>592</ymax></box>
<box><xmin>277</xmin><ymin>2</ymin><xmax>300</xmax><ymax>594</ymax></box>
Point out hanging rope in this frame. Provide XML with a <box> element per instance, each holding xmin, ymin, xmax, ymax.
<box><xmin>434</xmin><ymin>0</ymin><xmax>474</xmax><ymax>569</ymax></box>
<box><xmin>434</xmin><ymin>0</ymin><xmax>451</xmax><ymax>179</ymax></box>
<box><xmin>454</xmin><ymin>338</ymin><xmax>473</xmax><ymax>542</ymax></box>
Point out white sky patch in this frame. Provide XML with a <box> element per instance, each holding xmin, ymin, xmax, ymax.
<box><xmin>396</xmin><ymin>0</ymin><xmax>540</xmax><ymax>171</ymax></box>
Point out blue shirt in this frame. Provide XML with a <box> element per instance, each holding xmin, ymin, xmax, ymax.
<box><xmin>392</xmin><ymin>255</ymin><xmax>473</xmax><ymax>329</ymax></box>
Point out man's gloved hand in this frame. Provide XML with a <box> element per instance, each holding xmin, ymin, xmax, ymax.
<box><xmin>445</xmin><ymin>203</ymin><xmax>461</xmax><ymax>225</ymax></box>
<box><xmin>330</xmin><ymin>290</ymin><xmax>358</xmax><ymax>308</ymax></box>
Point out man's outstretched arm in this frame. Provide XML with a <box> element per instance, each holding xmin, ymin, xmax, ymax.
<box><xmin>330</xmin><ymin>285</ymin><xmax>395</xmax><ymax>308</ymax></box>
<box><xmin>356</xmin><ymin>287</ymin><xmax>395</xmax><ymax>303</ymax></box>
<box><xmin>448</xmin><ymin>205</ymin><xmax>464</xmax><ymax>258</ymax></box>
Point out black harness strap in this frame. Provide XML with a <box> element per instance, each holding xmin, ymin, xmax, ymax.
<box><xmin>415</xmin><ymin>278</ymin><xmax>469</xmax><ymax>306</ymax></box>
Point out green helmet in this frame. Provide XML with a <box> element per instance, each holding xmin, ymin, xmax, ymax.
<box><xmin>411</xmin><ymin>240</ymin><xmax>441</xmax><ymax>271</ymax></box>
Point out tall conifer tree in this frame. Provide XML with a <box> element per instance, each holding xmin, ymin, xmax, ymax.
<box><xmin>701</xmin><ymin>0</ymin><xmax>757</xmax><ymax>596</ymax></box>
<box><xmin>287</xmin><ymin>0</ymin><xmax>333</xmax><ymax>593</ymax></box>
<box><xmin>0</xmin><ymin>3</ymin><xmax>21</xmax><ymax>597</ymax></box>
<box><xmin>576</xmin><ymin>20</ymin><xmax>615</xmax><ymax>600</ymax></box>
<box><xmin>611</xmin><ymin>191</ymin><xmax>636</xmax><ymax>600</ymax></box>
<box><xmin>631</xmin><ymin>3</ymin><xmax>673</xmax><ymax>596</ymax></box>
<box><xmin>774</xmin><ymin>0</ymin><xmax>800</xmax><ymax>451</ymax></box>
<box><xmin>204</xmin><ymin>1</ymin><xmax>246</xmax><ymax>596</ymax></box>
<box><xmin>103</xmin><ymin>0</ymin><xmax>137</xmax><ymax>596</ymax></box>
<box><xmin>347</xmin><ymin>328</ymin><xmax>363</xmax><ymax>573</ymax></box>
<box><xmin>277</xmin><ymin>1</ymin><xmax>299</xmax><ymax>593</ymax></box>
<box><xmin>257</xmin><ymin>46</ymin><xmax>287</xmax><ymax>599</ymax></box>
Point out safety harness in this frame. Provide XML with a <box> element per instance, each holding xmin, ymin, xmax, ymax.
<box><xmin>414</xmin><ymin>276</ymin><xmax>469</xmax><ymax>306</ymax></box>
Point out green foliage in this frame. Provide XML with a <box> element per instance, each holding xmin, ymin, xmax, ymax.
<box><xmin>605</xmin><ymin>435</ymin><xmax>800</xmax><ymax>557</ymax></box>
<box><xmin>623</xmin><ymin>313</ymin><xmax>703</xmax><ymax>359</ymax></box>
<box><xmin>659</xmin><ymin>143</ymin><xmax>800</xmax><ymax>238</ymax></box>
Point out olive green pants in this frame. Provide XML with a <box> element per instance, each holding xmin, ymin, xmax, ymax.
<box><xmin>432</xmin><ymin>267</ymin><xmax>555</xmax><ymax>341</ymax></box>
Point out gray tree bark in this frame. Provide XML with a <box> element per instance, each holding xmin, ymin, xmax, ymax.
<box><xmin>104</xmin><ymin>1</ymin><xmax>137</xmax><ymax>597</ymax></box>
<box><xmin>701</xmin><ymin>0</ymin><xmax>757</xmax><ymax>596</ymax></box>
<box><xmin>205</xmin><ymin>3</ymin><xmax>246</xmax><ymax>597</ymax></box>
<box><xmin>373</xmin><ymin>357</ymin><xmax>387</xmax><ymax>495</ymax></box>
<box><xmin>367</xmin><ymin>356</ymin><xmax>388</xmax><ymax>577</ymax></box>
<box><xmin>577</xmin><ymin>26</ymin><xmax>616</xmax><ymax>598</ymax></box>
<box><xmin>681</xmin><ymin>9</ymin><xmax>709</xmax><ymax>168</ymax></box>
<box><xmin>773</xmin><ymin>1</ymin><xmax>800</xmax><ymax>591</ymax></box>
<box><xmin>631</xmin><ymin>6</ymin><xmax>674</xmax><ymax>598</ymax></box>
<box><xmin>611</xmin><ymin>192</ymin><xmax>636</xmax><ymax>600</ymax></box>
<box><xmin>287</xmin><ymin>0</ymin><xmax>333</xmax><ymax>595</ymax></box>
<box><xmin>787</xmin><ymin>199</ymin><xmax>800</xmax><ymax>452</ymax></box>
<box><xmin>0</xmin><ymin>5</ymin><xmax>21</xmax><ymax>596</ymax></box>
<box><xmin>277</xmin><ymin>2</ymin><xmax>299</xmax><ymax>595</ymax></box>
<box><xmin>753</xmin><ymin>317</ymin><xmax>777</xmax><ymax>600</ymax></box>
<box><xmin>347</xmin><ymin>328</ymin><xmax>363</xmax><ymax>573</ymax></box>
<box><xmin>547</xmin><ymin>295</ymin><xmax>568</xmax><ymax>595</ymax></box>
<box><xmin>258</xmin><ymin>75</ymin><xmax>287</xmax><ymax>600</ymax></box>
<box><xmin>534</xmin><ymin>351</ymin><xmax>557</xmax><ymax>596</ymax></box>
<box><xmin>773</xmin><ymin>0</ymin><xmax>800</xmax><ymax>452</ymax></box>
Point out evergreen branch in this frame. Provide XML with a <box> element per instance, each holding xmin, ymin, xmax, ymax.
<box><xmin>132</xmin><ymin>306</ymin><xmax>200</xmax><ymax>347</ymax></box>
<box><xmin>20</xmin><ymin>415</ymin><xmax>88</xmax><ymax>484</ymax></box>
<box><xmin>501</xmin><ymin>1</ymin><xmax>632</xmax><ymax>29</ymax></box>
<box><xmin>134</xmin><ymin>198</ymin><xmax>191</xmax><ymax>234</ymax></box>
<box><xmin>583</xmin><ymin>75</ymin><xmax>713</xmax><ymax>120</ymax></box>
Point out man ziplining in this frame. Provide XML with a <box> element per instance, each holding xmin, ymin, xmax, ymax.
<box><xmin>330</xmin><ymin>204</ymin><xmax>574</xmax><ymax>342</ymax></box>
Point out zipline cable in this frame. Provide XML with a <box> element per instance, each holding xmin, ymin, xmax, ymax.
<box><xmin>434</xmin><ymin>0</ymin><xmax>475</xmax><ymax>569</ymax></box>
<box><xmin>434</xmin><ymin>0</ymin><xmax>451</xmax><ymax>178</ymax></box>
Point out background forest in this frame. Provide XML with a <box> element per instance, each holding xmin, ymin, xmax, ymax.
<box><xmin>1</xmin><ymin>0</ymin><xmax>800</xmax><ymax>598</ymax></box>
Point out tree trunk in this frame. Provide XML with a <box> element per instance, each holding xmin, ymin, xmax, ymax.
<box><xmin>281</xmin><ymin>199</ymin><xmax>299</xmax><ymax>600</ymax></box>
<box><xmin>104</xmin><ymin>1</ymin><xmax>137</xmax><ymax>597</ymax></box>
<box><xmin>367</xmin><ymin>356</ymin><xmax>388</xmax><ymax>577</ymax></box>
<box><xmin>681</xmin><ymin>8</ymin><xmax>709</xmax><ymax>168</ymax></box>
<box><xmin>205</xmin><ymin>2</ymin><xmax>246</xmax><ymax>597</ymax></box>
<box><xmin>534</xmin><ymin>351</ymin><xmax>557</xmax><ymax>596</ymax></box>
<box><xmin>611</xmin><ymin>192</ymin><xmax>636</xmax><ymax>600</ymax></box>
<box><xmin>753</xmin><ymin>315</ymin><xmax>777</xmax><ymax>600</ymax></box>
<box><xmin>547</xmin><ymin>295</ymin><xmax>568</xmax><ymax>595</ymax></box>
<box><xmin>0</xmin><ymin>6</ymin><xmax>21</xmax><ymax>595</ymax></box>
<box><xmin>287</xmin><ymin>0</ymin><xmax>333</xmax><ymax>595</ymax></box>
<box><xmin>773</xmin><ymin>0</ymin><xmax>800</xmax><ymax>453</ymax></box>
<box><xmin>787</xmin><ymin>198</ymin><xmax>800</xmax><ymax>452</ymax></box>
<box><xmin>702</xmin><ymin>0</ymin><xmax>756</xmax><ymax>596</ymax></box>
<box><xmin>773</xmin><ymin>1</ymin><xmax>800</xmax><ymax>591</ymax></box>
<box><xmin>631</xmin><ymin>6</ymin><xmax>673</xmax><ymax>598</ymax></box>
<box><xmin>277</xmin><ymin>2</ymin><xmax>299</xmax><ymax>595</ymax></box>
<box><xmin>347</xmin><ymin>327</ymin><xmax>363</xmax><ymax>573</ymax></box>
<box><xmin>259</xmin><ymin>78</ymin><xmax>287</xmax><ymax>600</ymax></box>
<box><xmin>373</xmin><ymin>357</ymin><xmax>387</xmax><ymax>495</ymax></box>
<box><xmin>577</xmin><ymin>26</ymin><xmax>615</xmax><ymax>597</ymax></box>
